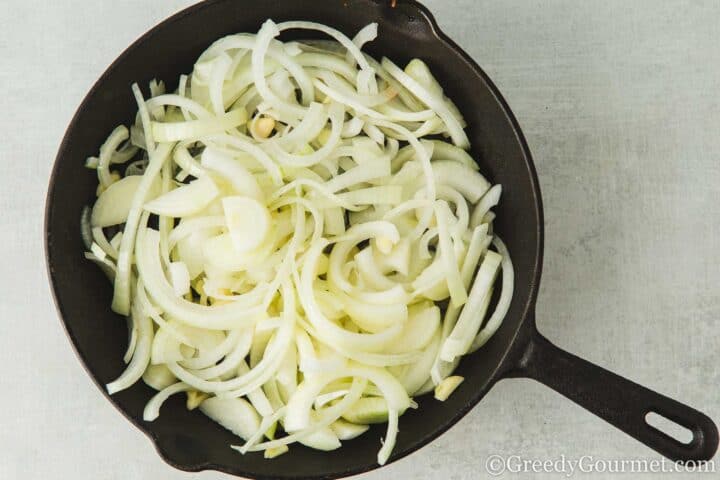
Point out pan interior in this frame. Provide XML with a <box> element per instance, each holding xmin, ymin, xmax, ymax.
<box><xmin>45</xmin><ymin>0</ymin><xmax>543</xmax><ymax>478</ymax></box>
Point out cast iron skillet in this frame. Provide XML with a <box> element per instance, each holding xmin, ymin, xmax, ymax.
<box><xmin>45</xmin><ymin>0</ymin><xmax>718</xmax><ymax>478</ymax></box>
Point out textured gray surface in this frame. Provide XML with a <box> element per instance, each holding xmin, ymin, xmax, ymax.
<box><xmin>1</xmin><ymin>0</ymin><xmax>718</xmax><ymax>478</ymax></box>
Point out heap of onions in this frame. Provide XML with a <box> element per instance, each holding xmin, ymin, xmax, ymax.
<box><xmin>81</xmin><ymin>19</ymin><xmax>513</xmax><ymax>465</ymax></box>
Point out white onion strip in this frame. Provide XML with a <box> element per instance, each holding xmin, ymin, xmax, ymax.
<box><xmin>469</xmin><ymin>236</ymin><xmax>514</xmax><ymax>352</ymax></box>
<box><xmin>106</xmin><ymin>300</ymin><xmax>153</xmax><ymax>394</ymax></box>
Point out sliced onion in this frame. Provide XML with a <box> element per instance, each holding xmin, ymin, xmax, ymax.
<box><xmin>201</xmin><ymin>147</ymin><xmax>264</xmax><ymax>201</ymax></box>
<box><xmin>106</xmin><ymin>300</ymin><xmax>153</xmax><ymax>394</ymax></box>
<box><xmin>469</xmin><ymin>236</ymin><xmax>514</xmax><ymax>352</ymax></box>
<box><xmin>152</xmin><ymin>107</ymin><xmax>247</xmax><ymax>142</ymax></box>
<box><xmin>143</xmin><ymin>382</ymin><xmax>191</xmax><ymax>421</ymax></box>
<box><xmin>111</xmin><ymin>141</ymin><xmax>174</xmax><ymax>315</ymax></box>
<box><xmin>222</xmin><ymin>196</ymin><xmax>271</xmax><ymax>253</ymax></box>
<box><xmin>470</xmin><ymin>184</ymin><xmax>502</xmax><ymax>228</ymax></box>
<box><xmin>144</xmin><ymin>176</ymin><xmax>219</xmax><ymax>217</ymax></box>
<box><xmin>168</xmin><ymin>262</ymin><xmax>191</xmax><ymax>297</ymax></box>
<box><xmin>381</xmin><ymin>57</ymin><xmax>469</xmax><ymax>149</ymax></box>
<box><xmin>199</xmin><ymin>396</ymin><xmax>261</xmax><ymax>441</ymax></box>
<box><xmin>440</xmin><ymin>250</ymin><xmax>502</xmax><ymax>362</ymax></box>
<box><xmin>137</xmin><ymin>230</ymin><xmax>266</xmax><ymax>330</ymax></box>
<box><xmin>432</xmin><ymin>160</ymin><xmax>490</xmax><ymax>203</ymax></box>
<box><xmin>97</xmin><ymin>126</ymin><xmax>129</xmax><ymax>189</ymax></box>
<box><xmin>85</xmin><ymin>21</ymin><xmax>513</xmax><ymax>465</ymax></box>
<box><xmin>434</xmin><ymin>200</ymin><xmax>467</xmax><ymax>307</ymax></box>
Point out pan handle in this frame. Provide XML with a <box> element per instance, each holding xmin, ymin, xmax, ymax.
<box><xmin>507</xmin><ymin>324</ymin><xmax>718</xmax><ymax>462</ymax></box>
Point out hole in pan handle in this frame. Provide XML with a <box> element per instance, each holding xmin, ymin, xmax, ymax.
<box><xmin>506</xmin><ymin>323</ymin><xmax>718</xmax><ymax>462</ymax></box>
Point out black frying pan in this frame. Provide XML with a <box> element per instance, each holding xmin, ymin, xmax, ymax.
<box><xmin>44</xmin><ymin>0</ymin><xmax>718</xmax><ymax>478</ymax></box>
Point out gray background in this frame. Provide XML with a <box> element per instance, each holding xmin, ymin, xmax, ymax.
<box><xmin>1</xmin><ymin>0</ymin><xmax>718</xmax><ymax>478</ymax></box>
